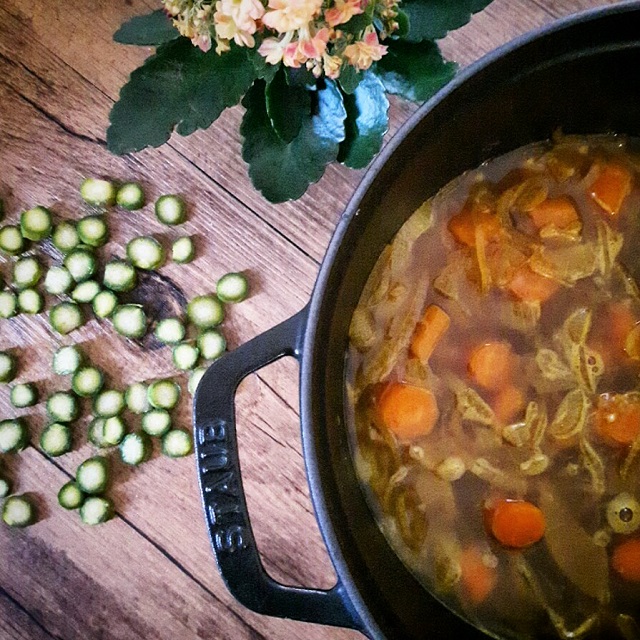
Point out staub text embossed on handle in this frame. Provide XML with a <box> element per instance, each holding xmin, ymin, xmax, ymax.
<box><xmin>197</xmin><ymin>418</ymin><xmax>247</xmax><ymax>554</ymax></box>
<box><xmin>194</xmin><ymin>308</ymin><xmax>362</xmax><ymax>631</ymax></box>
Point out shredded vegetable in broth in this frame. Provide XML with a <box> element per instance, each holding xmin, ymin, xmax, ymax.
<box><xmin>346</xmin><ymin>135</ymin><xmax>640</xmax><ymax>640</ymax></box>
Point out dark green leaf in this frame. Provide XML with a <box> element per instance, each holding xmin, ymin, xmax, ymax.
<box><xmin>338</xmin><ymin>72</ymin><xmax>389</xmax><ymax>169</ymax></box>
<box><xmin>266</xmin><ymin>67</ymin><xmax>311</xmax><ymax>143</ymax></box>
<box><xmin>402</xmin><ymin>0</ymin><xmax>494</xmax><ymax>42</ymax></box>
<box><xmin>394</xmin><ymin>10</ymin><xmax>410</xmax><ymax>39</ymax></box>
<box><xmin>470</xmin><ymin>0</ymin><xmax>494</xmax><ymax>11</ymax></box>
<box><xmin>340</xmin><ymin>13</ymin><xmax>372</xmax><ymax>36</ymax></box>
<box><xmin>338</xmin><ymin>65</ymin><xmax>364</xmax><ymax>94</ymax></box>
<box><xmin>114</xmin><ymin>10</ymin><xmax>179</xmax><ymax>46</ymax></box>
<box><xmin>373</xmin><ymin>40</ymin><xmax>456</xmax><ymax>102</ymax></box>
<box><xmin>285</xmin><ymin>67</ymin><xmax>317</xmax><ymax>89</ymax></box>
<box><xmin>241</xmin><ymin>79</ymin><xmax>346</xmax><ymax>202</ymax></box>
<box><xmin>246</xmin><ymin>38</ymin><xmax>280</xmax><ymax>83</ymax></box>
<box><xmin>107</xmin><ymin>39</ymin><xmax>256</xmax><ymax>154</ymax></box>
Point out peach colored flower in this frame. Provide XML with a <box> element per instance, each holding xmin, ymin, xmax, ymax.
<box><xmin>324</xmin><ymin>0</ymin><xmax>363</xmax><ymax>28</ymax></box>
<box><xmin>343</xmin><ymin>27</ymin><xmax>387</xmax><ymax>70</ymax></box>
<box><xmin>163</xmin><ymin>1</ymin><xmax>216</xmax><ymax>51</ymax></box>
<box><xmin>214</xmin><ymin>0</ymin><xmax>265</xmax><ymax>48</ymax></box>
<box><xmin>297</xmin><ymin>27</ymin><xmax>330</xmax><ymax>60</ymax></box>
<box><xmin>262</xmin><ymin>0</ymin><xmax>323</xmax><ymax>33</ymax></box>
<box><xmin>215</xmin><ymin>36</ymin><xmax>231</xmax><ymax>54</ymax></box>
<box><xmin>322</xmin><ymin>53</ymin><xmax>342</xmax><ymax>79</ymax></box>
<box><xmin>193</xmin><ymin>33</ymin><xmax>213</xmax><ymax>52</ymax></box>
<box><xmin>258</xmin><ymin>33</ymin><xmax>293</xmax><ymax>65</ymax></box>
<box><xmin>283</xmin><ymin>40</ymin><xmax>304</xmax><ymax>67</ymax></box>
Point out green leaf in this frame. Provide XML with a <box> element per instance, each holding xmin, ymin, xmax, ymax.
<box><xmin>373</xmin><ymin>40</ymin><xmax>456</xmax><ymax>103</ymax></box>
<box><xmin>107</xmin><ymin>39</ymin><xmax>257</xmax><ymax>155</ymax></box>
<box><xmin>338</xmin><ymin>65</ymin><xmax>364</xmax><ymax>95</ymax></box>
<box><xmin>402</xmin><ymin>0</ymin><xmax>494</xmax><ymax>42</ymax></box>
<box><xmin>246</xmin><ymin>38</ymin><xmax>280</xmax><ymax>83</ymax></box>
<box><xmin>338</xmin><ymin>72</ymin><xmax>389</xmax><ymax>169</ymax></box>
<box><xmin>266</xmin><ymin>67</ymin><xmax>311</xmax><ymax>143</ymax></box>
<box><xmin>114</xmin><ymin>10</ymin><xmax>179</xmax><ymax>46</ymax></box>
<box><xmin>470</xmin><ymin>0</ymin><xmax>494</xmax><ymax>11</ymax></box>
<box><xmin>285</xmin><ymin>67</ymin><xmax>317</xmax><ymax>89</ymax></box>
<box><xmin>394</xmin><ymin>10</ymin><xmax>410</xmax><ymax>39</ymax></box>
<box><xmin>241</xmin><ymin>79</ymin><xmax>347</xmax><ymax>203</ymax></box>
<box><xmin>340</xmin><ymin>13</ymin><xmax>373</xmax><ymax>36</ymax></box>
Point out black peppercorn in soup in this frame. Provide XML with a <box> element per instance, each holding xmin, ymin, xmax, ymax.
<box><xmin>346</xmin><ymin>135</ymin><xmax>640</xmax><ymax>639</ymax></box>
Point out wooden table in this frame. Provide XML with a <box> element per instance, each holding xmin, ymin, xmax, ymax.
<box><xmin>0</xmin><ymin>1</ymin><xmax>621</xmax><ymax>638</ymax></box>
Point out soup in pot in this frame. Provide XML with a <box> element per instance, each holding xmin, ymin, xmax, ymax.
<box><xmin>346</xmin><ymin>135</ymin><xmax>640</xmax><ymax>639</ymax></box>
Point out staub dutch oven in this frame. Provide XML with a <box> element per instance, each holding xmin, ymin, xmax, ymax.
<box><xmin>194</xmin><ymin>3</ymin><xmax>640</xmax><ymax>638</ymax></box>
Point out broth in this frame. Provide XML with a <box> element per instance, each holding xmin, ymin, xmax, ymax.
<box><xmin>346</xmin><ymin>135</ymin><xmax>640</xmax><ymax>639</ymax></box>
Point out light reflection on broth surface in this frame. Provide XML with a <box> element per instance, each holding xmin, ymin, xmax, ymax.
<box><xmin>346</xmin><ymin>135</ymin><xmax>640</xmax><ymax>639</ymax></box>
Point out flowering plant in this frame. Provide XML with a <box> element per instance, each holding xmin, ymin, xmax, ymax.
<box><xmin>108</xmin><ymin>1</ymin><xmax>494</xmax><ymax>203</ymax></box>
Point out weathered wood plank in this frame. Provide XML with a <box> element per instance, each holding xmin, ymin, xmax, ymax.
<box><xmin>0</xmin><ymin>587</ymin><xmax>57</xmax><ymax>640</ymax></box>
<box><xmin>0</xmin><ymin>448</ymin><xmax>266</xmax><ymax>640</ymax></box>
<box><xmin>0</xmin><ymin>432</ymin><xmax>355</xmax><ymax>640</ymax></box>
<box><xmin>530</xmin><ymin>0</ymin><xmax>619</xmax><ymax>19</ymax></box>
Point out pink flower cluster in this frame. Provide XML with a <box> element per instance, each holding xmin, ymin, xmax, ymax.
<box><xmin>162</xmin><ymin>0</ymin><xmax>399</xmax><ymax>78</ymax></box>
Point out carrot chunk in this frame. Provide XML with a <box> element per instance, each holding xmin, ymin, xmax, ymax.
<box><xmin>595</xmin><ymin>393</ymin><xmax>640</xmax><ymax>446</ymax></box>
<box><xmin>589</xmin><ymin>163</ymin><xmax>632</xmax><ymax>217</ymax></box>
<box><xmin>448</xmin><ymin>204</ymin><xmax>502</xmax><ymax>247</ymax></box>
<box><xmin>605</xmin><ymin>301</ymin><xmax>640</xmax><ymax>361</ymax></box>
<box><xmin>460</xmin><ymin>545</ymin><xmax>497</xmax><ymax>605</ymax></box>
<box><xmin>625</xmin><ymin>324</ymin><xmax>640</xmax><ymax>361</ymax></box>
<box><xmin>493</xmin><ymin>385</ymin><xmax>526</xmax><ymax>424</ymax></box>
<box><xmin>377</xmin><ymin>382</ymin><xmax>439</xmax><ymax>441</ymax></box>
<box><xmin>529</xmin><ymin>196</ymin><xmax>580</xmax><ymax>230</ymax></box>
<box><xmin>590</xmin><ymin>302</ymin><xmax>637</xmax><ymax>368</ymax></box>
<box><xmin>486</xmin><ymin>499</ymin><xmax>545</xmax><ymax>548</ymax></box>
<box><xmin>410</xmin><ymin>304</ymin><xmax>451</xmax><ymax>362</ymax></box>
<box><xmin>612</xmin><ymin>538</ymin><xmax>640</xmax><ymax>582</ymax></box>
<box><xmin>468</xmin><ymin>341</ymin><xmax>514</xmax><ymax>391</ymax></box>
<box><xmin>508</xmin><ymin>265</ymin><xmax>561</xmax><ymax>303</ymax></box>
<box><xmin>609</xmin><ymin>302</ymin><xmax>637</xmax><ymax>351</ymax></box>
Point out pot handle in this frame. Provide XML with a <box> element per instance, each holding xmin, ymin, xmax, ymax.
<box><xmin>193</xmin><ymin>308</ymin><xmax>363</xmax><ymax>632</ymax></box>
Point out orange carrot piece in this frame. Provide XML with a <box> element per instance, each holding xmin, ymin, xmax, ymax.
<box><xmin>529</xmin><ymin>196</ymin><xmax>580</xmax><ymax>230</ymax></box>
<box><xmin>589</xmin><ymin>302</ymin><xmax>636</xmax><ymax>368</ymax></box>
<box><xmin>460</xmin><ymin>546</ymin><xmax>497</xmax><ymax>605</ymax></box>
<box><xmin>589</xmin><ymin>163</ymin><xmax>632</xmax><ymax>216</ymax></box>
<box><xmin>410</xmin><ymin>304</ymin><xmax>451</xmax><ymax>362</ymax></box>
<box><xmin>625</xmin><ymin>324</ymin><xmax>640</xmax><ymax>361</ymax></box>
<box><xmin>605</xmin><ymin>302</ymin><xmax>640</xmax><ymax>360</ymax></box>
<box><xmin>377</xmin><ymin>382</ymin><xmax>439</xmax><ymax>441</ymax></box>
<box><xmin>448</xmin><ymin>205</ymin><xmax>502</xmax><ymax>247</ymax></box>
<box><xmin>595</xmin><ymin>393</ymin><xmax>640</xmax><ymax>446</ymax></box>
<box><xmin>486</xmin><ymin>499</ymin><xmax>545</xmax><ymax>548</ymax></box>
<box><xmin>508</xmin><ymin>265</ymin><xmax>561</xmax><ymax>303</ymax></box>
<box><xmin>493</xmin><ymin>385</ymin><xmax>526</xmax><ymax>424</ymax></box>
<box><xmin>609</xmin><ymin>302</ymin><xmax>637</xmax><ymax>349</ymax></box>
<box><xmin>468</xmin><ymin>341</ymin><xmax>514</xmax><ymax>391</ymax></box>
<box><xmin>612</xmin><ymin>538</ymin><xmax>640</xmax><ymax>582</ymax></box>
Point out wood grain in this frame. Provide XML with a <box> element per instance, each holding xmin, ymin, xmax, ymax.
<box><xmin>0</xmin><ymin>1</ymin><xmax>620</xmax><ymax>639</ymax></box>
<box><xmin>0</xmin><ymin>588</ymin><xmax>55</xmax><ymax>640</ymax></box>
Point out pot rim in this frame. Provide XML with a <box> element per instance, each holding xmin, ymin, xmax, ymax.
<box><xmin>300</xmin><ymin>1</ymin><xmax>640</xmax><ymax>637</ymax></box>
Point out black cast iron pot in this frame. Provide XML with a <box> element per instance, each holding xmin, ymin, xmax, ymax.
<box><xmin>194</xmin><ymin>3</ymin><xmax>640</xmax><ymax>638</ymax></box>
